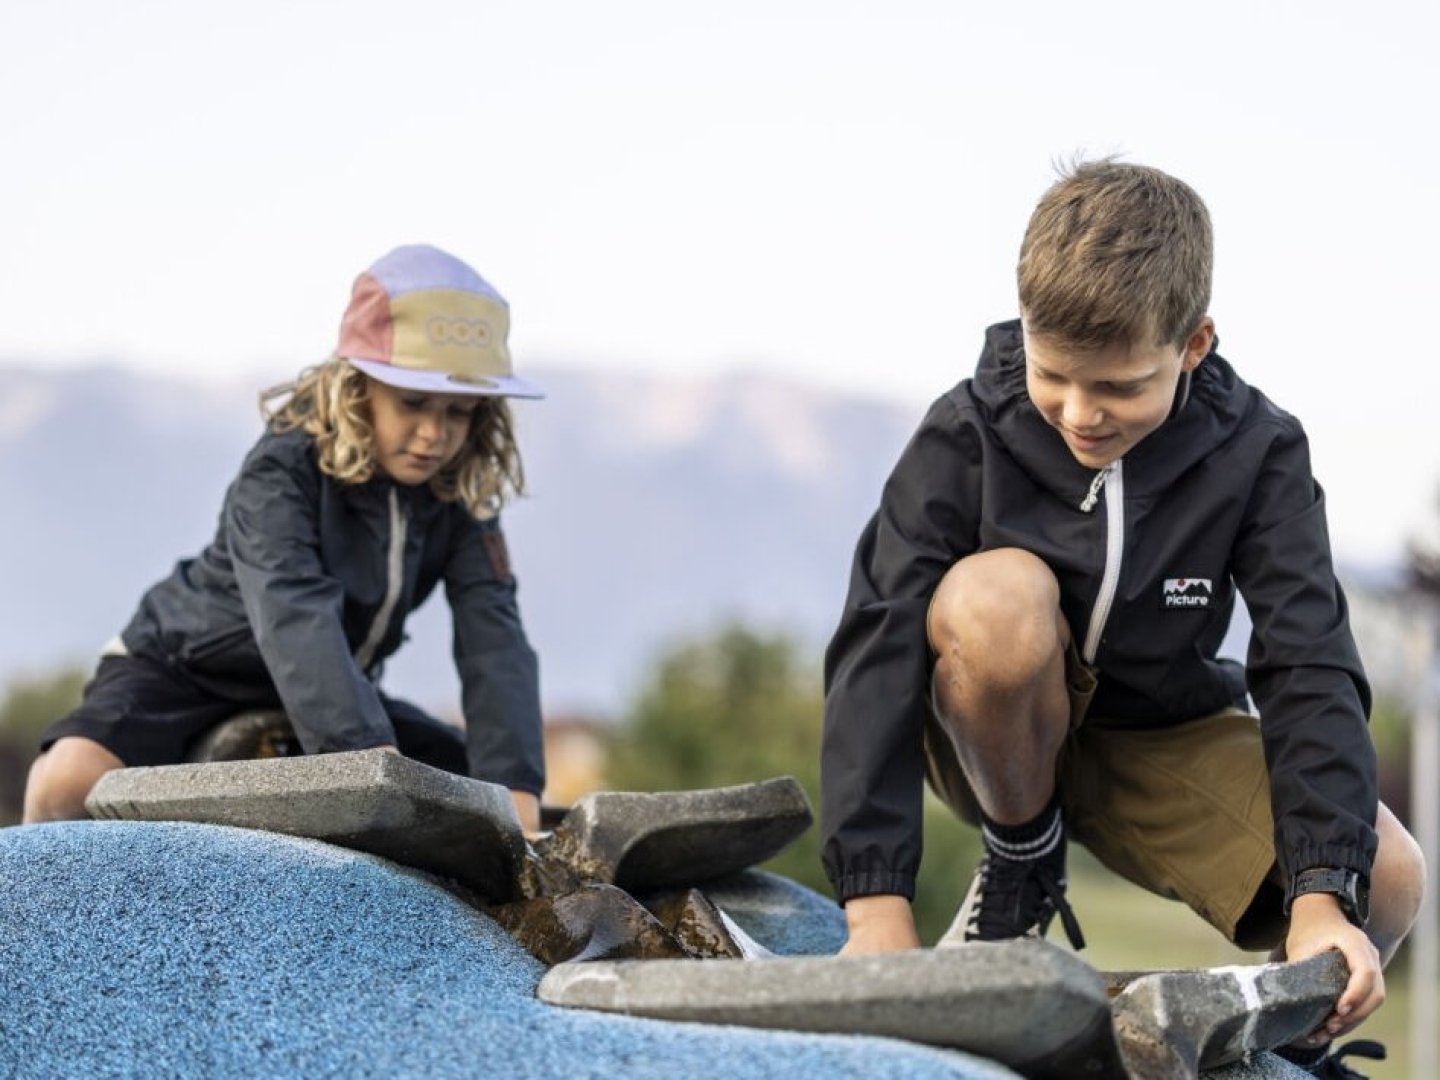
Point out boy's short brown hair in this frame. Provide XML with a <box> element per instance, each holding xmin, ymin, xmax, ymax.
<box><xmin>1017</xmin><ymin>160</ymin><xmax>1212</xmax><ymax>349</ymax></box>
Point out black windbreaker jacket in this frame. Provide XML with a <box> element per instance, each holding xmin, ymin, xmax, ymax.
<box><xmin>820</xmin><ymin>320</ymin><xmax>1376</xmax><ymax>903</ymax></box>
<box><xmin>119</xmin><ymin>426</ymin><xmax>545</xmax><ymax>795</ymax></box>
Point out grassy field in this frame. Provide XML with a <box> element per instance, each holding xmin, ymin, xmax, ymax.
<box><xmin>1064</xmin><ymin>857</ymin><xmax>1430</xmax><ymax>1080</ymax></box>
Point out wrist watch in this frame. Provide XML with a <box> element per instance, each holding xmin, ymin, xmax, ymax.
<box><xmin>1284</xmin><ymin>867</ymin><xmax>1370</xmax><ymax>928</ymax></box>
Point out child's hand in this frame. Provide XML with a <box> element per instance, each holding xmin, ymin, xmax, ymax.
<box><xmin>1284</xmin><ymin>892</ymin><xmax>1384</xmax><ymax>1042</ymax></box>
<box><xmin>839</xmin><ymin>894</ymin><xmax>921</xmax><ymax>955</ymax></box>
<box><xmin>509</xmin><ymin>789</ymin><xmax>542</xmax><ymax>839</ymax></box>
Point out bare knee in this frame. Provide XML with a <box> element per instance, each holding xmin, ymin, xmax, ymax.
<box><xmin>928</xmin><ymin>548</ymin><xmax>1066</xmax><ymax>691</ymax></box>
<box><xmin>1369</xmin><ymin>803</ymin><xmax>1426</xmax><ymax>956</ymax></box>
<box><xmin>22</xmin><ymin>737</ymin><xmax>125</xmax><ymax>824</ymax></box>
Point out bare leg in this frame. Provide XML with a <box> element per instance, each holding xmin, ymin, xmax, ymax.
<box><xmin>927</xmin><ymin>547</ymin><xmax>1072</xmax><ymax>824</ymax></box>
<box><xmin>1365</xmin><ymin>802</ymin><xmax>1426</xmax><ymax>965</ymax></box>
<box><xmin>1271</xmin><ymin>802</ymin><xmax>1426</xmax><ymax>965</ymax></box>
<box><xmin>22</xmin><ymin>736</ymin><xmax>125</xmax><ymax>823</ymax></box>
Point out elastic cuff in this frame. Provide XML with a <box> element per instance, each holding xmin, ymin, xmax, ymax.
<box><xmin>834</xmin><ymin>871</ymin><xmax>917</xmax><ymax>905</ymax></box>
<box><xmin>1283</xmin><ymin>844</ymin><xmax>1373</xmax><ymax>884</ymax></box>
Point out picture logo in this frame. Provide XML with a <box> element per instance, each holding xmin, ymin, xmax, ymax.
<box><xmin>427</xmin><ymin>316</ymin><xmax>494</xmax><ymax>348</ymax></box>
<box><xmin>1162</xmin><ymin>577</ymin><xmax>1212</xmax><ymax>609</ymax></box>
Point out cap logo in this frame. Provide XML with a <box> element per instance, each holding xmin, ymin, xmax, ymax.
<box><xmin>427</xmin><ymin>315</ymin><xmax>495</xmax><ymax>348</ymax></box>
<box><xmin>446</xmin><ymin>373</ymin><xmax>499</xmax><ymax>388</ymax></box>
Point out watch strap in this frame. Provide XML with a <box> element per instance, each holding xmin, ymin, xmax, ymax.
<box><xmin>1285</xmin><ymin>867</ymin><xmax>1369</xmax><ymax>927</ymax></box>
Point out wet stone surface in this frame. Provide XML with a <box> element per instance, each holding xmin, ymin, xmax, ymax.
<box><xmin>502</xmin><ymin>780</ymin><xmax>813</xmax><ymax>964</ymax></box>
<box><xmin>642</xmin><ymin>888</ymin><xmax>751</xmax><ymax>959</ymax></box>
<box><xmin>490</xmin><ymin>884</ymin><xmax>691</xmax><ymax>965</ymax></box>
<box><xmin>184</xmin><ymin>709</ymin><xmax>302</xmax><ymax>762</ymax></box>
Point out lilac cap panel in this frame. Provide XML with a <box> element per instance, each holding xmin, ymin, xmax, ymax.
<box><xmin>366</xmin><ymin>245</ymin><xmax>508</xmax><ymax>307</ymax></box>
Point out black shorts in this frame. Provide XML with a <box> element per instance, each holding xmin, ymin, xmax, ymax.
<box><xmin>40</xmin><ymin>654</ymin><xmax>469</xmax><ymax>775</ymax></box>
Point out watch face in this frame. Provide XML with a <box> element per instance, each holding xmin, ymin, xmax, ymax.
<box><xmin>1353</xmin><ymin>879</ymin><xmax>1371</xmax><ymax>925</ymax></box>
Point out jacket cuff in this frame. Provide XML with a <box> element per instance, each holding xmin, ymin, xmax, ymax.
<box><xmin>1283</xmin><ymin>843</ymin><xmax>1374</xmax><ymax>884</ymax></box>
<box><xmin>834</xmin><ymin>870</ymin><xmax>917</xmax><ymax>905</ymax></box>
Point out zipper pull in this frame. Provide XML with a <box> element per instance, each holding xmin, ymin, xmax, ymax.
<box><xmin>1079</xmin><ymin>466</ymin><xmax>1110</xmax><ymax>513</ymax></box>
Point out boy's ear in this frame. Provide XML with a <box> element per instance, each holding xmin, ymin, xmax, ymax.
<box><xmin>1181</xmin><ymin>318</ymin><xmax>1216</xmax><ymax>372</ymax></box>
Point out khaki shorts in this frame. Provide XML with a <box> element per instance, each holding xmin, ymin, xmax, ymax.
<box><xmin>923</xmin><ymin>644</ymin><xmax>1283</xmax><ymax>948</ymax></box>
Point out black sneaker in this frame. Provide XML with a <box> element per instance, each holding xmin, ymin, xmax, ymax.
<box><xmin>1281</xmin><ymin>1039</ymin><xmax>1387</xmax><ymax>1079</ymax></box>
<box><xmin>940</xmin><ymin>850</ymin><xmax>1086</xmax><ymax>950</ymax></box>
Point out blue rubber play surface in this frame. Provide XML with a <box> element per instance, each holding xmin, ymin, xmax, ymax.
<box><xmin>0</xmin><ymin>821</ymin><xmax>1014</xmax><ymax>1078</ymax></box>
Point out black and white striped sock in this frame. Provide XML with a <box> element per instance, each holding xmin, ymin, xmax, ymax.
<box><xmin>979</xmin><ymin>800</ymin><xmax>1064</xmax><ymax>863</ymax></box>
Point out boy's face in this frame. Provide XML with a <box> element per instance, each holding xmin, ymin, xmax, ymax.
<box><xmin>366</xmin><ymin>378</ymin><xmax>480</xmax><ymax>485</ymax></box>
<box><xmin>1022</xmin><ymin>318</ymin><xmax>1214</xmax><ymax>469</ymax></box>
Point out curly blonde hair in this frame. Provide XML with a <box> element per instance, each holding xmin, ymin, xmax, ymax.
<box><xmin>260</xmin><ymin>358</ymin><xmax>525</xmax><ymax>518</ymax></box>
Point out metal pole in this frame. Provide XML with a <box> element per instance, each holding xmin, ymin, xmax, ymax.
<box><xmin>1409</xmin><ymin>611</ymin><xmax>1438</xmax><ymax>1080</ymax></box>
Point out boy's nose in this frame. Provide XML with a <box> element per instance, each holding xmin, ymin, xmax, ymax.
<box><xmin>1062</xmin><ymin>392</ymin><xmax>1102</xmax><ymax>430</ymax></box>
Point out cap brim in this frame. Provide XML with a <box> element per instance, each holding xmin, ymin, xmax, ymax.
<box><xmin>347</xmin><ymin>358</ymin><xmax>544</xmax><ymax>399</ymax></box>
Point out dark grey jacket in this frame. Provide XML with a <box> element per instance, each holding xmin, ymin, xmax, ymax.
<box><xmin>821</xmin><ymin>320</ymin><xmax>1376</xmax><ymax>903</ymax></box>
<box><xmin>120</xmin><ymin>426</ymin><xmax>545</xmax><ymax>795</ymax></box>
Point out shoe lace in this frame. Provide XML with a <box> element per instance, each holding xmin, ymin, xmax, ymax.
<box><xmin>1314</xmin><ymin>1039</ymin><xmax>1387</xmax><ymax>1079</ymax></box>
<box><xmin>967</xmin><ymin>853</ymin><xmax>1086</xmax><ymax>951</ymax></box>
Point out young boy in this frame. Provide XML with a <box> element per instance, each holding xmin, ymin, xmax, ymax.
<box><xmin>819</xmin><ymin>161</ymin><xmax>1424</xmax><ymax>1075</ymax></box>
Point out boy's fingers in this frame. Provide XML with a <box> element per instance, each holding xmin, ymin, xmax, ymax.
<box><xmin>1330</xmin><ymin>941</ymin><xmax>1383</xmax><ymax>1032</ymax></box>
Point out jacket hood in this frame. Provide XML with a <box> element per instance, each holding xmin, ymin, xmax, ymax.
<box><xmin>966</xmin><ymin>319</ymin><xmax>1256</xmax><ymax>507</ymax></box>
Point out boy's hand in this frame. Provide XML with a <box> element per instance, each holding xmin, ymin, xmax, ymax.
<box><xmin>839</xmin><ymin>894</ymin><xmax>921</xmax><ymax>955</ymax></box>
<box><xmin>1285</xmin><ymin>892</ymin><xmax>1384</xmax><ymax>1042</ymax></box>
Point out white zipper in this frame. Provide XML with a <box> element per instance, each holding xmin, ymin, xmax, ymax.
<box><xmin>1080</xmin><ymin>460</ymin><xmax>1124</xmax><ymax>665</ymax></box>
<box><xmin>354</xmin><ymin>487</ymin><xmax>407</xmax><ymax>673</ymax></box>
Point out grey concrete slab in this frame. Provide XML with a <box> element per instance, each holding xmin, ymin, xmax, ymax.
<box><xmin>85</xmin><ymin>749</ymin><xmax>526</xmax><ymax>902</ymax></box>
<box><xmin>538</xmin><ymin>938</ymin><xmax>1121</xmax><ymax>1079</ymax></box>
<box><xmin>1110</xmin><ymin>952</ymin><xmax>1349</xmax><ymax>1080</ymax></box>
<box><xmin>537</xmin><ymin>776</ymin><xmax>813</xmax><ymax>892</ymax></box>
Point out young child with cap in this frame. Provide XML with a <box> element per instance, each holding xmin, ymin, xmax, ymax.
<box><xmin>819</xmin><ymin>161</ymin><xmax>1424</xmax><ymax>1077</ymax></box>
<box><xmin>25</xmin><ymin>244</ymin><xmax>547</xmax><ymax>834</ymax></box>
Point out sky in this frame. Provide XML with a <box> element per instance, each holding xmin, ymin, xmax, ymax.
<box><xmin>1</xmin><ymin>0</ymin><xmax>1436</xmax><ymax>562</ymax></box>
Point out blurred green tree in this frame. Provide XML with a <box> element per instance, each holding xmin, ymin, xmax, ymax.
<box><xmin>0</xmin><ymin>666</ymin><xmax>87</xmax><ymax>824</ymax></box>
<box><xmin>605</xmin><ymin>623</ymin><xmax>979</xmax><ymax>944</ymax></box>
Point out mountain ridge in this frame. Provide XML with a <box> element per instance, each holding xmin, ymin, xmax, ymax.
<box><xmin>0</xmin><ymin>360</ymin><xmax>919</xmax><ymax>717</ymax></box>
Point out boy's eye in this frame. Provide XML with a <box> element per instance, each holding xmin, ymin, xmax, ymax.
<box><xmin>448</xmin><ymin>405</ymin><xmax>476</xmax><ymax>419</ymax></box>
<box><xmin>1103</xmin><ymin>383</ymin><xmax>1144</xmax><ymax>396</ymax></box>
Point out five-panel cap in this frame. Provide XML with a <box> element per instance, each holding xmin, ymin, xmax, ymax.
<box><xmin>337</xmin><ymin>245</ymin><xmax>544</xmax><ymax>399</ymax></box>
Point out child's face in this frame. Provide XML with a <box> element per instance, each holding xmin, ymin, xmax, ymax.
<box><xmin>365</xmin><ymin>379</ymin><xmax>480</xmax><ymax>485</ymax></box>
<box><xmin>1022</xmin><ymin>318</ymin><xmax>1214</xmax><ymax>469</ymax></box>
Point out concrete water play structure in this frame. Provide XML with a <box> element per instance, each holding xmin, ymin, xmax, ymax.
<box><xmin>1</xmin><ymin>751</ymin><xmax>1324</xmax><ymax>1077</ymax></box>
